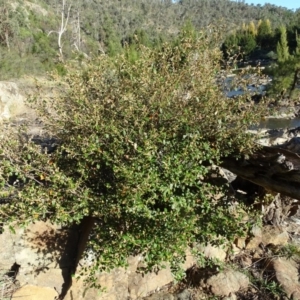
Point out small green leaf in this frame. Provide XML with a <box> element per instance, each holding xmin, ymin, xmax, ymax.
<box><xmin>9</xmin><ymin>225</ymin><xmax>16</xmax><ymax>234</ymax></box>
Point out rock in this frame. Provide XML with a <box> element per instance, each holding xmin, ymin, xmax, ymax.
<box><xmin>235</xmin><ymin>238</ymin><xmax>246</xmax><ymax>249</ymax></box>
<box><xmin>67</xmin><ymin>249</ymin><xmax>196</xmax><ymax>300</ymax></box>
<box><xmin>246</xmin><ymin>225</ymin><xmax>289</xmax><ymax>250</ymax></box>
<box><xmin>261</xmin><ymin>225</ymin><xmax>289</xmax><ymax>246</ymax></box>
<box><xmin>253</xmin><ymin>248</ymin><xmax>264</xmax><ymax>259</ymax></box>
<box><xmin>282</xmin><ymin>137</ymin><xmax>300</xmax><ymax>153</ymax></box>
<box><xmin>0</xmin><ymin>228</ymin><xmax>17</xmax><ymax>269</ymax></box>
<box><xmin>245</xmin><ymin>224</ymin><xmax>263</xmax><ymax>250</ymax></box>
<box><xmin>207</xmin><ymin>270</ymin><xmax>249</xmax><ymax>297</ymax></box>
<box><xmin>0</xmin><ymin>82</ymin><xmax>26</xmax><ymax>120</ymax></box>
<box><xmin>269</xmin><ymin>258</ymin><xmax>300</xmax><ymax>299</ymax></box>
<box><xmin>263</xmin><ymin>194</ymin><xmax>295</xmax><ymax>225</ymax></box>
<box><xmin>240</xmin><ymin>256</ymin><xmax>252</xmax><ymax>268</ymax></box>
<box><xmin>182</xmin><ymin>248</ymin><xmax>197</xmax><ymax>270</ymax></box>
<box><xmin>1</xmin><ymin>221</ymin><xmax>197</xmax><ymax>300</ymax></box>
<box><xmin>197</xmin><ymin>243</ymin><xmax>227</xmax><ymax>262</ymax></box>
<box><xmin>230</xmin><ymin>243</ymin><xmax>241</xmax><ymax>256</ymax></box>
<box><xmin>251</xmin><ymin>224</ymin><xmax>262</xmax><ymax>237</ymax></box>
<box><xmin>0</xmin><ymin>221</ymin><xmax>77</xmax><ymax>296</ymax></box>
<box><xmin>12</xmin><ymin>285</ymin><xmax>57</xmax><ymax>300</ymax></box>
<box><xmin>287</xmin><ymin>126</ymin><xmax>300</xmax><ymax>138</ymax></box>
<box><xmin>66</xmin><ymin>255</ymin><xmax>174</xmax><ymax>300</ymax></box>
<box><xmin>65</xmin><ymin>260</ymin><xmax>174</xmax><ymax>300</ymax></box>
<box><xmin>145</xmin><ymin>292</ymin><xmax>175</xmax><ymax>300</ymax></box>
<box><xmin>63</xmin><ymin>277</ymin><xmax>104</xmax><ymax>300</ymax></box>
<box><xmin>219</xmin><ymin>167</ymin><xmax>237</xmax><ymax>183</ymax></box>
<box><xmin>98</xmin><ymin>267</ymin><xmax>129</xmax><ymax>300</ymax></box>
<box><xmin>18</xmin><ymin>268</ymin><xmax>67</xmax><ymax>294</ymax></box>
<box><xmin>246</xmin><ymin>236</ymin><xmax>262</xmax><ymax>250</ymax></box>
<box><xmin>223</xmin><ymin>293</ymin><xmax>237</xmax><ymax>300</ymax></box>
<box><xmin>245</xmin><ymin>236</ymin><xmax>262</xmax><ymax>250</ymax></box>
<box><xmin>176</xmin><ymin>289</ymin><xmax>191</xmax><ymax>300</ymax></box>
<box><xmin>128</xmin><ymin>265</ymin><xmax>174</xmax><ymax>299</ymax></box>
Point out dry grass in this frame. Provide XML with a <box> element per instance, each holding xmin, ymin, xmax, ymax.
<box><xmin>0</xmin><ymin>270</ymin><xmax>20</xmax><ymax>300</ymax></box>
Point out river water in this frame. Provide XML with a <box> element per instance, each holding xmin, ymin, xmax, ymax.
<box><xmin>258</xmin><ymin>118</ymin><xmax>300</xmax><ymax>130</ymax></box>
<box><xmin>224</xmin><ymin>75</ymin><xmax>300</xmax><ymax>130</ymax></box>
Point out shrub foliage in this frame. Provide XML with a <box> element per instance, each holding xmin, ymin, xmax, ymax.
<box><xmin>0</xmin><ymin>31</ymin><xmax>267</xmax><ymax>283</ymax></box>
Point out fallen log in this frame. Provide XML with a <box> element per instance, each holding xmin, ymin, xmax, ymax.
<box><xmin>221</xmin><ymin>138</ymin><xmax>300</xmax><ymax>200</ymax></box>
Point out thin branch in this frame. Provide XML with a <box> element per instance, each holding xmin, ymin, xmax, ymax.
<box><xmin>47</xmin><ymin>0</ymin><xmax>72</xmax><ymax>61</ymax></box>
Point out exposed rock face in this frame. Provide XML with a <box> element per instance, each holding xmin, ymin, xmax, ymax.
<box><xmin>244</xmin><ymin>224</ymin><xmax>289</xmax><ymax>250</ymax></box>
<box><xmin>64</xmin><ymin>262</ymin><xmax>174</xmax><ymax>300</ymax></box>
<box><xmin>0</xmin><ymin>81</ymin><xmax>26</xmax><ymax>120</ymax></box>
<box><xmin>0</xmin><ymin>78</ymin><xmax>58</xmax><ymax>123</ymax></box>
<box><xmin>1</xmin><ymin>217</ymin><xmax>299</xmax><ymax>299</ymax></box>
<box><xmin>0</xmin><ymin>221</ymin><xmax>197</xmax><ymax>300</ymax></box>
<box><xmin>0</xmin><ymin>221</ymin><xmax>77</xmax><ymax>295</ymax></box>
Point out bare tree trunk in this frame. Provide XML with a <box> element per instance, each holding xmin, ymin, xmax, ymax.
<box><xmin>221</xmin><ymin>145</ymin><xmax>300</xmax><ymax>200</ymax></box>
<box><xmin>48</xmin><ymin>0</ymin><xmax>71</xmax><ymax>61</ymax></box>
<box><xmin>0</xmin><ymin>7</ymin><xmax>11</xmax><ymax>51</ymax></box>
<box><xmin>4</xmin><ymin>30</ymin><xmax>9</xmax><ymax>51</ymax></box>
<box><xmin>290</xmin><ymin>67</ymin><xmax>300</xmax><ymax>96</ymax></box>
<box><xmin>71</xmin><ymin>9</ymin><xmax>81</xmax><ymax>52</ymax></box>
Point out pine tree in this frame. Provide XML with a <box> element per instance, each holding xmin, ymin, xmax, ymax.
<box><xmin>257</xmin><ymin>19</ymin><xmax>273</xmax><ymax>49</ymax></box>
<box><xmin>276</xmin><ymin>26</ymin><xmax>289</xmax><ymax>62</ymax></box>
<box><xmin>239</xmin><ymin>33</ymin><xmax>256</xmax><ymax>55</ymax></box>
<box><xmin>248</xmin><ymin>21</ymin><xmax>257</xmax><ymax>36</ymax></box>
<box><xmin>295</xmin><ymin>31</ymin><xmax>300</xmax><ymax>56</ymax></box>
<box><xmin>257</xmin><ymin>19</ymin><xmax>272</xmax><ymax>36</ymax></box>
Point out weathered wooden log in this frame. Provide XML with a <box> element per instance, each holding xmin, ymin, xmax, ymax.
<box><xmin>221</xmin><ymin>141</ymin><xmax>300</xmax><ymax>200</ymax></box>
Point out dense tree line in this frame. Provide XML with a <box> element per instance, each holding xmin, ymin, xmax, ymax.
<box><xmin>222</xmin><ymin>18</ymin><xmax>300</xmax><ymax>59</ymax></box>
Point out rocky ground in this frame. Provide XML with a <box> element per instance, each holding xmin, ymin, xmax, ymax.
<box><xmin>0</xmin><ymin>212</ymin><xmax>300</xmax><ymax>300</ymax></box>
<box><xmin>141</xmin><ymin>186</ymin><xmax>300</xmax><ymax>300</ymax></box>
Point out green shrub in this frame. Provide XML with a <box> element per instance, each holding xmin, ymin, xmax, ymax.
<box><xmin>0</xmin><ymin>31</ymin><xmax>267</xmax><ymax>284</ymax></box>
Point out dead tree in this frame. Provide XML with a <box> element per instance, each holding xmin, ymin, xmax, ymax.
<box><xmin>48</xmin><ymin>0</ymin><xmax>71</xmax><ymax>61</ymax></box>
<box><xmin>222</xmin><ymin>140</ymin><xmax>300</xmax><ymax>200</ymax></box>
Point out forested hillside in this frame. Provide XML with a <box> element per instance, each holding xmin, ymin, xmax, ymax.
<box><xmin>0</xmin><ymin>0</ymin><xmax>299</xmax><ymax>79</ymax></box>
